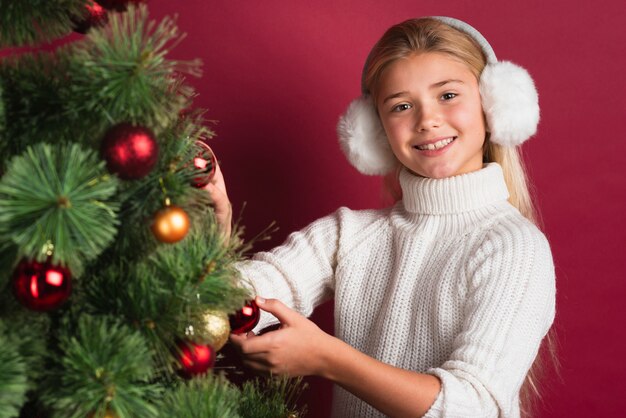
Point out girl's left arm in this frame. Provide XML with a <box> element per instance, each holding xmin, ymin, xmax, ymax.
<box><xmin>230</xmin><ymin>296</ymin><xmax>441</xmax><ymax>418</ymax></box>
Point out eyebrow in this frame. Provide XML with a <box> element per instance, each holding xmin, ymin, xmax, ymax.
<box><xmin>382</xmin><ymin>79</ymin><xmax>465</xmax><ymax>104</ymax></box>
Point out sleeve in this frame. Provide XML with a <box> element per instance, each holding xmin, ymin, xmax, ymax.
<box><xmin>234</xmin><ymin>210</ymin><xmax>341</xmax><ymax>333</ymax></box>
<box><xmin>423</xmin><ymin>222</ymin><xmax>556</xmax><ymax>418</ymax></box>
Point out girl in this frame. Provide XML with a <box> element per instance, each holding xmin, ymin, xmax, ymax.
<box><xmin>209</xmin><ymin>17</ymin><xmax>556</xmax><ymax>418</ymax></box>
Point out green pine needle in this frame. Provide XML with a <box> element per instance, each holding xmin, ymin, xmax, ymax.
<box><xmin>239</xmin><ymin>376</ymin><xmax>308</xmax><ymax>418</ymax></box>
<box><xmin>0</xmin><ymin>327</ymin><xmax>29</xmax><ymax>418</ymax></box>
<box><xmin>0</xmin><ymin>242</ymin><xmax>16</xmax><ymax>290</ymax></box>
<box><xmin>0</xmin><ymin>142</ymin><xmax>120</xmax><ymax>276</ymax></box>
<box><xmin>159</xmin><ymin>376</ymin><xmax>241</xmax><ymax>418</ymax></box>
<box><xmin>68</xmin><ymin>4</ymin><xmax>201</xmax><ymax>134</ymax></box>
<box><xmin>0</xmin><ymin>0</ymin><xmax>86</xmax><ymax>47</ymax></box>
<box><xmin>0</xmin><ymin>303</ymin><xmax>50</xmax><ymax>386</ymax></box>
<box><xmin>0</xmin><ymin>51</ymin><xmax>78</xmax><ymax>166</ymax></box>
<box><xmin>42</xmin><ymin>314</ymin><xmax>162</xmax><ymax>418</ymax></box>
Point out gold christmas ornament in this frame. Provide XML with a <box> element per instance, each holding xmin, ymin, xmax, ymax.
<box><xmin>201</xmin><ymin>310</ymin><xmax>230</xmax><ymax>351</ymax></box>
<box><xmin>151</xmin><ymin>204</ymin><xmax>190</xmax><ymax>243</ymax></box>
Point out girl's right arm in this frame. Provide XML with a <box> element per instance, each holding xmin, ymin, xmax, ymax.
<box><xmin>207</xmin><ymin>158</ymin><xmax>342</xmax><ymax>332</ymax></box>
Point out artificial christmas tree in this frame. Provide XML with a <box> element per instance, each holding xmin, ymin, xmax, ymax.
<box><xmin>0</xmin><ymin>2</ymin><xmax>305</xmax><ymax>417</ymax></box>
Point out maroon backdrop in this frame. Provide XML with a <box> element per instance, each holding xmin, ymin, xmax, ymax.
<box><xmin>4</xmin><ymin>0</ymin><xmax>625</xmax><ymax>416</ymax></box>
<box><xmin>151</xmin><ymin>1</ymin><xmax>626</xmax><ymax>417</ymax></box>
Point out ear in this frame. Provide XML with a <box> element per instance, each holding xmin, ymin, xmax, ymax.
<box><xmin>479</xmin><ymin>61</ymin><xmax>540</xmax><ymax>147</ymax></box>
<box><xmin>337</xmin><ymin>96</ymin><xmax>398</xmax><ymax>175</ymax></box>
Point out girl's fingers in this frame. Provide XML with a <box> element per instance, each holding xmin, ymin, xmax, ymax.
<box><xmin>206</xmin><ymin>183</ymin><xmax>231</xmax><ymax>214</ymax></box>
<box><xmin>211</xmin><ymin>161</ymin><xmax>228</xmax><ymax>196</ymax></box>
<box><xmin>204</xmin><ymin>161</ymin><xmax>232</xmax><ymax>238</ymax></box>
<box><xmin>254</xmin><ymin>297</ymin><xmax>297</xmax><ymax>326</ymax></box>
<box><xmin>230</xmin><ymin>332</ymin><xmax>273</xmax><ymax>355</ymax></box>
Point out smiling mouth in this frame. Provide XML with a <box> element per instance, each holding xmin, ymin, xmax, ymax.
<box><xmin>414</xmin><ymin>136</ymin><xmax>457</xmax><ymax>151</ymax></box>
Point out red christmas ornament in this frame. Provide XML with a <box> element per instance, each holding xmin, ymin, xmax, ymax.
<box><xmin>97</xmin><ymin>0</ymin><xmax>144</xmax><ymax>12</ymax></box>
<box><xmin>73</xmin><ymin>1</ymin><xmax>108</xmax><ymax>34</ymax></box>
<box><xmin>191</xmin><ymin>140</ymin><xmax>217</xmax><ymax>188</ymax></box>
<box><xmin>229</xmin><ymin>300</ymin><xmax>260</xmax><ymax>335</ymax></box>
<box><xmin>176</xmin><ymin>340</ymin><xmax>215</xmax><ymax>378</ymax></box>
<box><xmin>12</xmin><ymin>259</ymin><xmax>72</xmax><ymax>311</ymax></box>
<box><xmin>101</xmin><ymin>123</ymin><xmax>159</xmax><ymax>180</ymax></box>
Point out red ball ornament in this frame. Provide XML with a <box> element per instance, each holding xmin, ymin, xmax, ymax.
<box><xmin>73</xmin><ymin>1</ymin><xmax>108</xmax><ymax>34</ymax></box>
<box><xmin>12</xmin><ymin>260</ymin><xmax>72</xmax><ymax>311</ymax></box>
<box><xmin>151</xmin><ymin>204</ymin><xmax>190</xmax><ymax>243</ymax></box>
<box><xmin>101</xmin><ymin>123</ymin><xmax>159</xmax><ymax>180</ymax></box>
<box><xmin>176</xmin><ymin>340</ymin><xmax>215</xmax><ymax>378</ymax></box>
<box><xmin>229</xmin><ymin>300</ymin><xmax>260</xmax><ymax>335</ymax></box>
<box><xmin>191</xmin><ymin>140</ymin><xmax>217</xmax><ymax>188</ymax></box>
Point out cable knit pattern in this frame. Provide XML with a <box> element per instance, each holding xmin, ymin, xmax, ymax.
<box><xmin>235</xmin><ymin>163</ymin><xmax>555</xmax><ymax>418</ymax></box>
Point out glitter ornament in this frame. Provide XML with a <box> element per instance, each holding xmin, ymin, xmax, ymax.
<box><xmin>151</xmin><ymin>204</ymin><xmax>190</xmax><ymax>243</ymax></box>
<box><xmin>73</xmin><ymin>1</ymin><xmax>108</xmax><ymax>34</ymax></box>
<box><xmin>190</xmin><ymin>140</ymin><xmax>217</xmax><ymax>188</ymax></box>
<box><xmin>229</xmin><ymin>300</ymin><xmax>260</xmax><ymax>335</ymax></box>
<box><xmin>176</xmin><ymin>340</ymin><xmax>215</xmax><ymax>378</ymax></box>
<box><xmin>12</xmin><ymin>259</ymin><xmax>71</xmax><ymax>311</ymax></box>
<box><xmin>101</xmin><ymin>123</ymin><xmax>159</xmax><ymax>180</ymax></box>
<box><xmin>201</xmin><ymin>310</ymin><xmax>230</xmax><ymax>351</ymax></box>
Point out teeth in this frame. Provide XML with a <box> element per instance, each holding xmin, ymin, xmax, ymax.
<box><xmin>417</xmin><ymin>137</ymin><xmax>455</xmax><ymax>150</ymax></box>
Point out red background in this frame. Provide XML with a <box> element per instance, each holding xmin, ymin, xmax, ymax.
<box><xmin>153</xmin><ymin>0</ymin><xmax>626</xmax><ymax>417</ymax></box>
<box><xmin>5</xmin><ymin>0</ymin><xmax>626</xmax><ymax>416</ymax></box>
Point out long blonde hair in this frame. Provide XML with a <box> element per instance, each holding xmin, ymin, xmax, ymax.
<box><xmin>366</xmin><ymin>17</ymin><xmax>557</xmax><ymax>417</ymax></box>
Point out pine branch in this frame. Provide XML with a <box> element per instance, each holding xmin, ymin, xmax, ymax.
<box><xmin>0</xmin><ymin>314</ymin><xmax>49</xmax><ymax>417</ymax></box>
<box><xmin>0</xmin><ymin>6</ymin><xmax>203</xmax><ymax>168</ymax></box>
<box><xmin>0</xmin><ymin>143</ymin><xmax>119</xmax><ymax>276</ymax></box>
<box><xmin>67</xmin><ymin>4</ymin><xmax>201</xmax><ymax>135</ymax></box>
<box><xmin>82</xmin><ymin>257</ymin><xmax>185</xmax><ymax>373</ymax></box>
<box><xmin>0</xmin><ymin>241</ymin><xmax>16</xmax><ymax>291</ymax></box>
<box><xmin>101</xmin><ymin>123</ymin><xmax>216</xmax><ymax>263</ymax></box>
<box><xmin>0</xmin><ymin>325</ymin><xmax>29</xmax><ymax>418</ymax></box>
<box><xmin>0</xmin><ymin>0</ymin><xmax>86</xmax><ymax>47</ymax></box>
<box><xmin>158</xmin><ymin>376</ymin><xmax>241</xmax><ymax>418</ymax></box>
<box><xmin>83</xmin><ymin>215</ymin><xmax>250</xmax><ymax>373</ymax></box>
<box><xmin>41</xmin><ymin>314</ymin><xmax>162</xmax><ymax>418</ymax></box>
<box><xmin>0</xmin><ymin>52</ymin><xmax>77</xmax><ymax>167</ymax></box>
<box><xmin>149</xmin><ymin>213</ymin><xmax>250</xmax><ymax>312</ymax></box>
<box><xmin>239</xmin><ymin>376</ymin><xmax>308</xmax><ymax>418</ymax></box>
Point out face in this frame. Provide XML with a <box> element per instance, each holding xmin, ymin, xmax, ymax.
<box><xmin>376</xmin><ymin>52</ymin><xmax>486</xmax><ymax>179</ymax></box>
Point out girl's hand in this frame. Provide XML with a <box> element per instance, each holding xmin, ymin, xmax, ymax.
<box><xmin>229</xmin><ymin>297</ymin><xmax>334</xmax><ymax>377</ymax></box>
<box><xmin>204</xmin><ymin>162</ymin><xmax>232</xmax><ymax>240</ymax></box>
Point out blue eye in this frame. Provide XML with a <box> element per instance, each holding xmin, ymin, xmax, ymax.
<box><xmin>441</xmin><ymin>93</ymin><xmax>457</xmax><ymax>101</ymax></box>
<box><xmin>392</xmin><ymin>103</ymin><xmax>412</xmax><ymax>112</ymax></box>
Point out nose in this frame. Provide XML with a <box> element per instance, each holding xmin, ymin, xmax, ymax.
<box><xmin>415</xmin><ymin>103</ymin><xmax>442</xmax><ymax>132</ymax></box>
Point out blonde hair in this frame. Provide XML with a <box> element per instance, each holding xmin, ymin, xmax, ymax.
<box><xmin>367</xmin><ymin>17</ymin><xmax>557</xmax><ymax>417</ymax></box>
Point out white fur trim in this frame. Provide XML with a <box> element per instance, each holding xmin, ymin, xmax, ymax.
<box><xmin>480</xmin><ymin>61</ymin><xmax>540</xmax><ymax>146</ymax></box>
<box><xmin>337</xmin><ymin>96</ymin><xmax>397</xmax><ymax>175</ymax></box>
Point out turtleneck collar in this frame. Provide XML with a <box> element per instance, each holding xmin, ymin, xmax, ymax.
<box><xmin>399</xmin><ymin>163</ymin><xmax>510</xmax><ymax>215</ymax></box>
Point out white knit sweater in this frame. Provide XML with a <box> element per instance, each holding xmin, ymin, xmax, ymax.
<box><xmin>235</xmin><ymin>163</ymin><xmax>556</xmax><ymax>418</ymax></box>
